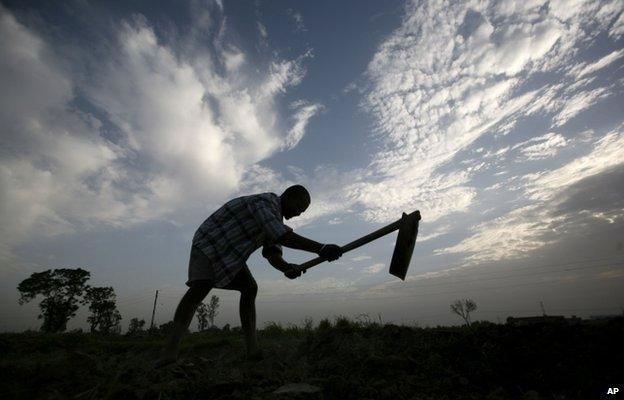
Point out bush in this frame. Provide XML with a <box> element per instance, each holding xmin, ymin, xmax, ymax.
<box><xmin>317</xmin><ymin>318</ymin><xmax>332</xmax><ymax>331</ymax></box>
<box><xmin>303</xmin><ymin>317</ymin><xmax>314</xmax><ymax>331</ymax></box>
<box><xmin>334</xmin><ymin>315</ymin><xmax>353</xmax><ymax>330</ymax></box>
<box><xmin>263</xmin><ymin>321</ymin><xmax>285</xmax><ymax>336</ymax></box>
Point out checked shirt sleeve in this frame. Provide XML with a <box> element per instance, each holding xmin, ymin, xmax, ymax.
<box><xmin>245</xmin><ymin>195</ymin><xmax>293</xmax><ymax>245</ymax></box>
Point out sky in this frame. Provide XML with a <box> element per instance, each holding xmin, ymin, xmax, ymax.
<box><xmin>1</xmin><ymin>0</ymin><xmax>623</xmax><ymax>332</ymax></box>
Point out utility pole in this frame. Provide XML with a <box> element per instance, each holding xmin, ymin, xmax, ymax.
<box><xmin>150</xmin><ymin>290</ymin><xmax>159</xmax><ymax>330</ymax></box>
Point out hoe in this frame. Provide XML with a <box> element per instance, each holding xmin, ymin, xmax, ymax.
<box><xmin>295</xmin><ymin>210</ymin><xmax>421</xmax><ymax>280</ymax></box>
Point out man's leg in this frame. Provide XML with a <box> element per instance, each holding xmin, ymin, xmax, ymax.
<box><xmin>224</xmin><ymin>266</ymin><xmax>259</xmax><ymax>358</ymax></box>
<box><xmin>155</xmin><ymin>281</ymin><xmax>212</xmax><ymax>367</ymax></box>
<box><xmin>239</xmin><ymin>278</ymin><xmax>259</xmax><ymax>357</ymax></box>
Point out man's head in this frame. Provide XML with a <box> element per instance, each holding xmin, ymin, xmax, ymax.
<box><xmin>280</xmin><ymin>185</ymin><xmax>310</xmax><ymax>220</ymax></box>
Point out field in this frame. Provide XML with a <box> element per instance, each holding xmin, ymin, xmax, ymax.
<box><xmin>1</xmin><ymin>318</ymin><xmax>622</xmax><ymax>399</ymax></box>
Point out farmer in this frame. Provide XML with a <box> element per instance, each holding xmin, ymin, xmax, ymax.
<box><xmin>155</xmin><ymin>185</ymin><xmax>342</xmax><ymax>367</ymax></box>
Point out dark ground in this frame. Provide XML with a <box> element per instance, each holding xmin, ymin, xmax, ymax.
<box><xmin>1</xmin><ymin>318</ymin><xmax>622</xmax><ymax>399</ymax></box>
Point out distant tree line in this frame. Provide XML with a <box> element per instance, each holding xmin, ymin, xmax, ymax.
<box><xmin>17</xmin><ymin>267</ymin><xmax>221</xmax><ymax>335</ymax></box>
<box><xmin>17</xmin><ymin>268</ymin><xmax>124</xmax><ymax>333</ymax></box>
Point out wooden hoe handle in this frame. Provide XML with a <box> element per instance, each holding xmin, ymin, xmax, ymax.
<box><xmin>296</xmin><ymin>210</ymin><xmax>421</xmax><ymax>272</ymax></box>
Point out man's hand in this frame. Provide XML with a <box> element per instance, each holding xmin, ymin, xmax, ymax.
<box><xmin>318</xmin><ymin>244</ymin><xmax>342</xmax><ymax>261</ymax></box>
<box><xmin>284</xmin><ymin>264</ymin><xmax>305</xmax><ymax>280</ymax></box>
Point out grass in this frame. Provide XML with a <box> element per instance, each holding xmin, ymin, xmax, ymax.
<box><xmin>1</xmin><ymin>317</ymin><xmax>622</xmax><ymax>399</ymax></box>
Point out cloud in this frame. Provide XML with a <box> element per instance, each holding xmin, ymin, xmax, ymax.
<box><xmin>552</xmin><ymin>88</ymin><xmax>610</xmax><ymax>127</ymax></box>
<box><xmin>0</xmin><ymin>7</ymin><xmax>125</xmax><ymax>262</ymax></box>
<box><xmin>438</xmin><ymin>127</ymin><xmax>624</xmax><ymax>263</ymax></box>
<box><xmin>610</xmin><ymin>12</ymin><xmax>624</xmax><ymax>39</ymax></box>
<box><xmin>257</xmin><ymin>277</ymin><xmax>357</xmax><ymax>297</ymax></box>
<box><xmin>351</xmin><ymin>0</ymin><xmax>622</xmax><ymax>231</ymax></box>
<box><xmin>514</xmin><ymin>132</ymin><xmax>568</xmax><ymax>160</ymax></box>
<box><xmin>438</xmin><ymin>204</ymin><xmax>559</xmax><ymax>262</ymax></box>
<box><xmin>257</xmin><ymin>21</ymin><xmax>268</xmax><ymax>39</ymax></box>
<box><xmin>0</xmin><ymin>6</ymin><xmax>319</xmax><ymax>265</ymax></box>
<box><xmin>568</xmin><ymin>49</ymin><xmax>624</xmax><ymax>79</ymax></box>
<box><xmin>287</xmin><ymin>9</ymin><xmax>306</xmax><ymax>33</ymax></box>
<box><xmin>362</xmin><ymin>263</ymin><xmax>385</xmax><ymax>275</ymax></box>
<box><xmin>283</xmin><ymin>101</ymin><xmax>324</xmax><ymax>150</ymax></box>
<box><xmin>346</xmin><ymin>170</ymin><xmax>476</xmax><ymax>223</ymax></box>
<box><xmin>525</xmin><ymin>127</ymin><xmax>624</xmax><ymax>201</ymax></box>
<box><xmin>417</xmin><ymin>224</ymin><xmax>452</xmax><ymax>243</ymax></box>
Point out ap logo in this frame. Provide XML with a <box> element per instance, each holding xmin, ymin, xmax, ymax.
<box><xmin>607</xmin><ymin>388</ymin><xmax>619</xmax><ymax>395</ymax></box>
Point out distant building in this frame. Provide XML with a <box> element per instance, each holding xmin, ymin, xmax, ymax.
<box><xmin>506</xmin><ymin>314</ymin><xmax>618</xmax><ymax>326</ymax></box>
<box><xmin>506</xmin><ymin>315</ymin><xmax>566</xmax><ymax>326</ymax></box>
<box><xmin>584</xmin><ymin>314</ymin><xmax>623</xmax><ymax>325</ymax></box>
<box><xmin>589</xmin><ymin>314</ymin><xmax>622</xmax><ymax>320</ymax></box>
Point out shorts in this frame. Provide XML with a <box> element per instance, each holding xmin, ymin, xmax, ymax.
<box><xmin>185</xmin><ymin>244</ymin><xmax>216</xmax><ymax>287</ymax></box>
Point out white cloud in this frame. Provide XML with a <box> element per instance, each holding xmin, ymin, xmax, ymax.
<box><xmin>0</xmin><ymin>7</ymin><xmax>319</xmax><ymax>265</ymax></box>
<box><xmin>346</xmin><ymin>170</ymin><xmax>476</xmax><ymax>223</ymax></box>
<box><xmin>417</xmin><ymin>224</ymin><xmax>452</xmax><ymax>242</ymax></box>
<box><xmin>257</xmin><ymin>21</ymin><xmax>268</xmax><ymax>39</ymax></box>
<box><xmin>568</xmin><ymin>49</ymin><xmax>624</xmax><ymax>78</ymax></box>
<box><xmin>222</xmin><ymin>49</ymin><xmax>245</xmax><ymax>72</ymax></box>
<box><xmin>353</xmin><ymin>0</ymin><xmax>610</xmax><ymax>224</ymax></box>
<box><xmin>610</xmin><ymin>12</ymin><xmax>624</xmax><ymax>39</ymax></box>
<box><xmin>553</xmin><ymin>88</ymin><xmax>610</xmax><ymax>126</ymax></box>
<box><xmin>362</xmin><ymin>263</ymin><xmax>385</xmax><ymax>275</ymax></box>
<box><xmin>287</xmin><ymin>9</ymin><xmax>306</xmax><ymax>33</ymax></box>
<box><xmin>268</xmin><ymin>0</ymin><xmax>620</xmax><ymax>271</ymax></box>
<box><xmin>257</xmin><ymin>276</ymin><xmax>357</xmax><ymax>297</ymax></box>
<box><xmin>525</xmin><ymin>128</ymin><xmax>624</xmax><ymax>201</ymax></box>
<box><xmin>287</xmin><ymin>197</ymin><xmax>349</xmax><ymax>229</ymax></box>
<box><xmin>438</xmin><ymin>205</ymin><xmax>560</xmax><ymax>262</ymax></box>
<box><xmin>351</xmin><ymin>255</ymin><xmax>372</xmax><ymax>262</ymax></box>
<box><xmin>514</xmin><ymin>132</ymin><xmax>568</xmax><ymax>160</ymax></box>
<box><xmin>0</xmin><ymin>7</ymin><xmax>126</xmax><ymax>261</ymax></box>
<box><xmin>438</xmin><ymin>125</ymin><xmax>624</xmax><ymax>263</ymax></box>
<box><xmin>210</xmin><ymin>0</ymin><xmax>622</xmax><ymax>236</ymax></box>
<box><xmin>239</xmin><ymin>165</ymin><xmax>288</xmax><ymax>195</ymax></box>
<box><xmin>521</xmin><ymin>83</ymin><xmax>610</xmax><ymax>128</ymax></box>
<box><xmin>283</xmin><ymin>102</ymin><xmax>323</xmax><ymax>150</ymax></box>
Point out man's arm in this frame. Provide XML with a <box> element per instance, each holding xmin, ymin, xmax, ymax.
<box><xmin>264</xmin><ymin>250</ymin><xmax>303</xmax><ymax>279</ymax></box>
<box><xmin>265</xmin><ymin>251</ymin><xmax>290</xmax><ymax>273</ymax></box>
<box><xmin>278</xmin><ymin>231</ymin><xmax>342</xmax><ymax>261</ymax></box>
<box><xmin>278</xmin><ymin>231</ymin><xmax>323</xmax><ymax>253</ymax></box>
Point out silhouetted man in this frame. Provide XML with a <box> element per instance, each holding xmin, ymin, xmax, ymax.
<box><xmin>155</xmin><ymin>185</ymin><xmax>341</xmax><ymax>367</ymax></box>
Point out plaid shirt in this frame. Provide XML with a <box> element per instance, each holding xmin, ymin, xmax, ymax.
<box><xmin>192</xmin><ymin>192</ymin><xmax>292</xmax><ymax>287</ymax></box>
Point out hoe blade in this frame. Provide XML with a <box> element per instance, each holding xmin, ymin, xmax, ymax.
<box><xmin>389</xmin><ymin>211</ymin><xmax>420</xmax><ymax>280</ymax></box>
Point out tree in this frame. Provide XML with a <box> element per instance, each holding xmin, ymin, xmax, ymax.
<box><xmin>84</xmin><ymin>286</ymin><xmax>122</xmax><ymax>334</ymax></box>
<box><xmin>196</xmin><ymin>302</ymin><xmax>209</xmax><ymax>331</ymax></box>
<box><xmin>450</xmin><ymin>298</ymin><xmax>477</xmax><ymax>326</ymax></box>
<box><xmin>207</xmin><ymin>295</ymin><xmax>220</xmax><ymax>327</ymax></box>
<box><xmin>127</xmin><ymin>318</ymin><xmax>146</xmax><ymax>335</ymax></box>
<box><xmin>17</xmin><ymin>268</ymin><xmax>90</xmax><ymax>332</ymax></box>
